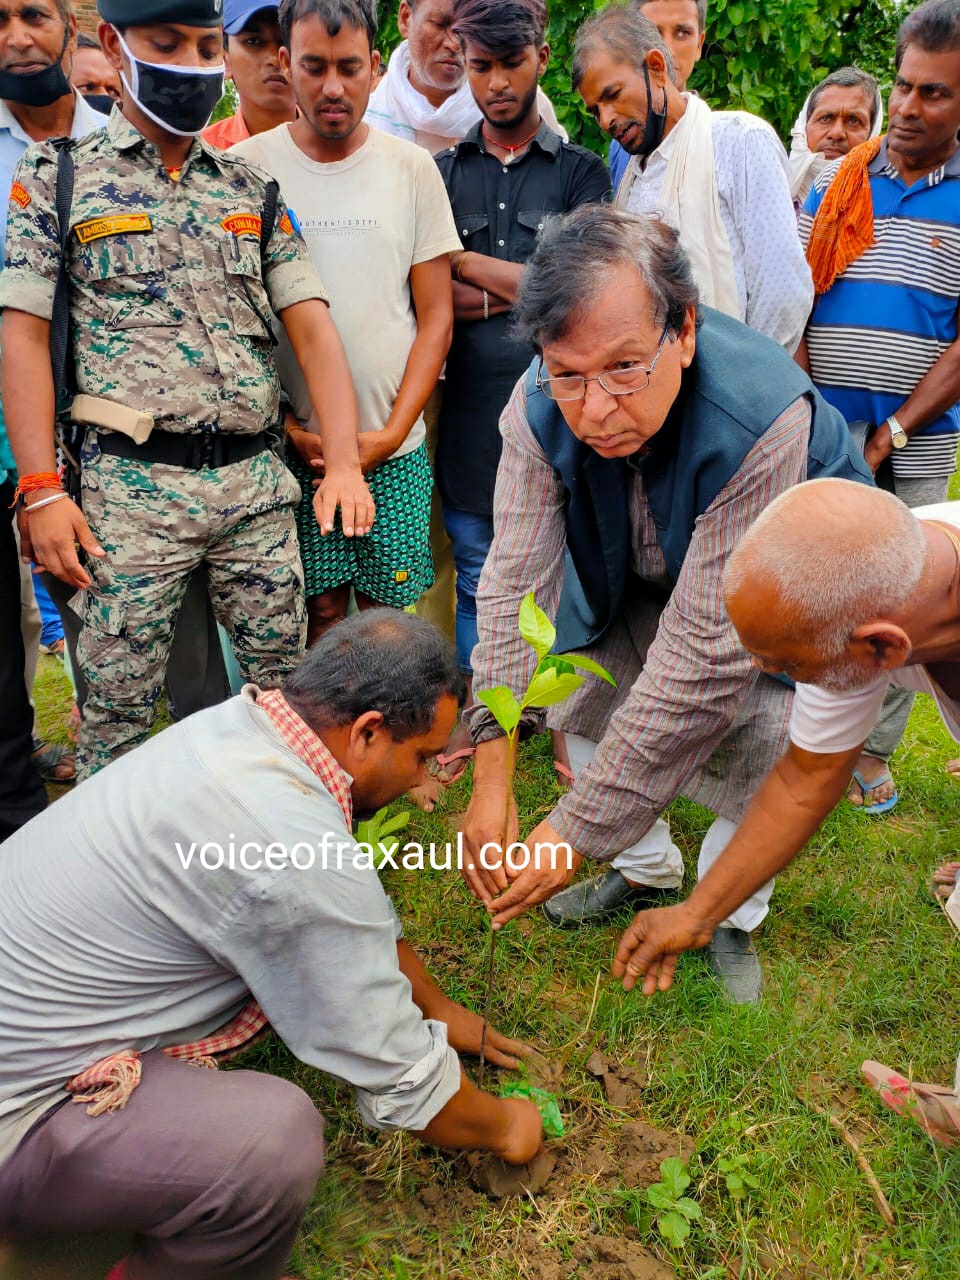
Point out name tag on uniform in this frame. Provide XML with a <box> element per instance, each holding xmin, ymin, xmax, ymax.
<box><xmin>222</xmin><ymin>213</ymin><xmax>262</xmax><ymax>239</ymax></box>
<box><xmin>76</xmin><ymin>214</ymin><xmax>153</xmax><ymax>244</ymax></box>
<box><xmin>9</xmin><ymin>183</ymin><xmax>30</xmax><ymax>209</ymax></box>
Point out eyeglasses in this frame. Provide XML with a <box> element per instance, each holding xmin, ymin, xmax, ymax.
<box><xmin>536</xmin><ymin>324</ymin><xmax>672</xmax><ymax>403</ymax></box>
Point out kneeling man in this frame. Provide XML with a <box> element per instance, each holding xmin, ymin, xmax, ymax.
<box><xmin>0</xmin><ymin>611</ymin><xmax>541</xmax><ymax>1280</ymax></box>
<box><xmin>460</xmin><ymin>206</ymin><xmax>871</xmax><ymax>1003</ymax></box>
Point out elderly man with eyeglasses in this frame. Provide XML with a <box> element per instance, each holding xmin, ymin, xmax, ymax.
<box><xmin>458</xmin><ymin>206</ymin><xmax>872</xmax><ymax>1003</ymax></box>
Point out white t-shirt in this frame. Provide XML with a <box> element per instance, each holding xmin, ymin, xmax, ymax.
<box><xmin>789</xmin><ymin>502</ymin><xmax>960</xmax><ymax>752</ymax></box>
<box><xmin>232</xmin><ymin>124</ymin><xmax>461</xmax><ymax>458</ymax></box>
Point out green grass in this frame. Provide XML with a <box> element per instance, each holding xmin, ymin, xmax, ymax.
<box><xmin>31</xmin><ymin>659</ymin><xmax>960</xmax><ymax>1279</ymax></box>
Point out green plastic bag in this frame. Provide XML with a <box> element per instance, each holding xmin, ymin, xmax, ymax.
<box><xmin>500</xmin><ymin>1081</ymin><xmax>565</xmax><ymax>1138</ymax></box>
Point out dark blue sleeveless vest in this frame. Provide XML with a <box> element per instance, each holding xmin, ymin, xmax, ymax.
<box><xmin>525</xmin><ymin>307</ymin><xmax>874</xmax><ymax>652</ymax></box>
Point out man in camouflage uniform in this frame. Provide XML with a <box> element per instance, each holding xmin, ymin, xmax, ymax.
<box><xmin>2</xmin><ymin>0</ymin><xmax>372</xmax><ymax>780</ymax></box>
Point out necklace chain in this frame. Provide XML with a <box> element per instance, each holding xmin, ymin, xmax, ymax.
<box><xmin>481</xmin><ymin>122</ymin><xmax>540</xmax><ymax>163</ymax></box>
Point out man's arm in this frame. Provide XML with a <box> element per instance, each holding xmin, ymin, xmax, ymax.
<box><xmin>452</xmin><ymin>279</ymin><xmax>512</xmax><ymax>321</ymax></box>
<box><xmin>354</xmin><ymin>254</ymin><xmax>453</xmax><ymax>475</ymax></box>
<box><xmin>279</xmin><ymin>298</ymin><xmax>372</xmax><ymax>537</ymax></box>
<box><xmin>863</xmin><ymin>304</ymin><xmax>960</xmax><ymax>473</ymax></box>
<box><xmin>728</xmin><ymin>125</ymin><xmax>814</xmax><ymax>352</ymax></box>
<box><xmin>612</xmin><ymin>740</ymin><xmax>863</xmax><ymax>993</ymax></box>
<box><xmin>460</xmin><ymin>379</ymin><xmax>568</xmax><ymax>902</ymax></box>
<box><xmin>2</xmin><ymin>309</ymin><xmax>105</xmax><ymax>587</ymax></box>
<box><xmin>454</xmin><ymin>251</ymin><xmax>524</xmax><ymax>305</ymax></box>
<box><xmin>0</xmin><ymin>146</ymin><xmax>105</xmax><ymax>587</ymax></box>
<box><xmin>486</xmin><ymin>400</ymin><xmax>811</xmax><ymax>925</ymax></box>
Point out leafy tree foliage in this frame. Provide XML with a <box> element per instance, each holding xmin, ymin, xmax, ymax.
<box><xmin>374</xmin><ymin>0</ymin><xmax>903</xmax><ymax>154</ymax></box>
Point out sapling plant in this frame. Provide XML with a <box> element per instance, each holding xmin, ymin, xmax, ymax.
<box><xmin>356</xmin><ymin>806</ymin><xmax>411</xmax><ymax>871</ymax></box>
<box><xmin>474</xmin><ymin>592</ymin><xmax>615</xmax><ymax>1088</ymax></box>
<box><xmin>642</xmin><ymin>1157</ymin><xmax>702</xmax><ymax>1250</ymax></box>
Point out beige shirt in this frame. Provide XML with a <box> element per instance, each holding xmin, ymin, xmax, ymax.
<box><xmin>233</xmin><ymin>125</ymin><xmax>461</xmax><ymax>457</ymax></box>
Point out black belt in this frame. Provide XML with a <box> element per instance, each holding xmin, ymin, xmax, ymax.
<box><xmin>96</xmin><ymin>430</ymin><xmax>267</xmax><ymax>470</ymax></box>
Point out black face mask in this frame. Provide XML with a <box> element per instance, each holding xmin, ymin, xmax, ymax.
<box><xmin>0</xmin><ymin>26</ymin><xmax>71</xmax><ymax>108</ymax></box>
<box><xmin>117</xmin><ymin>30</ymin><xmax>224</xmax><ymax>138</ymax></box>
<box><xmin>636</xmin><ymin>61</ymin><xmax>668</xmax><ymax>159</ymax></box>
<box><xmin>82</xmin><ymin>93</ymin><xmax>117</xmax><ymax>116</ymax></box>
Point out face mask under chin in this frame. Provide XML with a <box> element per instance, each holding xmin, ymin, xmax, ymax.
<box><xmin>0</xmin><ymin>26</ymin><xmax>71</xmax><ymax>108</ymax></box>
<box><xmin>116</xmin><ymin>30</ymin><xmax>224</xmax><ymax>137</ymax></box>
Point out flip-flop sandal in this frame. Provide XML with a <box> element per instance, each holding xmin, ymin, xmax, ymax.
<box><xmin>553</xmin><ymin>760</ymin><xmax>575</xmax><ymax>788</ymax></box>
<box><xmin>848</xmin><ymin>767</ymin><xmax>898</xmax><ymax>815</ymax></box>
<box><xmin>861</xmin><ymin>1060</ymin><xmax>960</xmax><ymax>1147</ymax></box>
<box><xmin>30</xmin><ymin>738</ymin><xmax>76</xmax><ymax>784</ymax></box>
<box><xmin>435</xmin><ymin>746</ymin><xmax>476</xmax><ymax>784</ymax></box>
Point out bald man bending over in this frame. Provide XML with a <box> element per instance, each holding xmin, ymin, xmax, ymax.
<box><xmin>616</xmin><ymin>478</ymin><xmax>960</xmax><ymax>985</ymax></box>
<box><xmin>611</xmin><ymin>477</ymin><xmax>960</xmax><ymax>1139</ymax></box>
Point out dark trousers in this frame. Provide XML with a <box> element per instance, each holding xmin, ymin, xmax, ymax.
<box><xmin>0</xmin><ymin>481</ymin><xmax>45</xmax><ymax>843</ymax></box>
<box><xmin>0</xmin><ymin>1051</ymin><xmax>326</xmax><ymax>1280</ymax></box>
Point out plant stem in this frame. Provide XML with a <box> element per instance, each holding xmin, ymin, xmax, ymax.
<box><xmin>477</xmin><ymin>728</ymin><xmax>518</xmax><ymax>1090</ymax></box>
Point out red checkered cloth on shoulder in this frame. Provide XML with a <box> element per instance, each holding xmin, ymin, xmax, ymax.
<box><xmin>66</xmin><ymin>688</ymin><xmax>353</xmax><ymax>1116</ymax></box>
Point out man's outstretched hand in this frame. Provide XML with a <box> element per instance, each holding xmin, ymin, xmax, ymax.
<box><xmin>436</xmin><ymin>996</ymin><xmax>533</xmax><ymax>1070</ymax></box>
<box><xmin>613</xmin><ymin>903</ymin><xmax>714</xmax><ymax>994</ymax></box>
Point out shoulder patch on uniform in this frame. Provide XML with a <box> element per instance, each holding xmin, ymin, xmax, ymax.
<box><xmin>10</xmin><ymin>183</ymin><xmax>30</xmax><ymax>209</ymax></box>
<box><xmin>278</xmin><ymin>212</ymin><xmax>293</xmax><ymax>236</ymax></box>
<box><xmin>222</xmin><ymin>213</ymin><xmax>263</xmax><ymax>239</ymax></box>
<box><xmin>76</xmin><ymin>214</ymin><xmax>152</xmax><ymax>244</ymax></box>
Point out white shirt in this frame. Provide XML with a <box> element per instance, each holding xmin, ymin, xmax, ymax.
<box><xmin>790</xmin><ymin>502</ymin><xmax>960</xmax><ymax>752</ymax></box>
<box><xmin>232</xmin><ymin>124</ymin><xmax>462</xmax><ymax>457</ymax></box>
<box><xmin>625</xmin><ymin>104</ymin><xmax>813</xmax><ymax>352</ymax></box>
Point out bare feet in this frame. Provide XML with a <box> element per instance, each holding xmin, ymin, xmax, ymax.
<box><xmin>947</xmin><ymin>758</ymin><xmax>960</xmax><ymax>777</ymax></box>
<box><xmin>933</xmin><ymin>861</ymin><xmax>960</xmax><ymax>900</ymax></box>
<box><xmin>408</xmin><ymin>775</ymin><xmax>443</xmax><ymax>813</ymax></box>
<box><xmin>846</xmin><ymin>754</ymin><xmax>896</xmax><ymax>810</ymax></box>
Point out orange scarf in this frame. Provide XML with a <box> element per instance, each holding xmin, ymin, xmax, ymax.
<box><xmin>806</xmin><ymin>135</ymin><xmax>884</xmax><ymax>295</ymax></box>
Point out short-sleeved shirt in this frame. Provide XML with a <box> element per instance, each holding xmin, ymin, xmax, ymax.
<box><xmin>434</xmin><ymin>121</ymin><xmax>611</xmax><ymax>513</ymax></box>
<box><xmin>790</xmin><ymin>501</ymin><xmax>960</xmax><ymax>752</ymax></box>
<box><xmin>232</xmin><ymin>123</ymin><xmax>462</xmax><ymax>458</ymax></box>
<box><xmin>799</xmin><ymin>141</ymin><xmax>960</xmax><ymax>479</ymax></box>
<box><xmin>0</xmin><ymin>110</ymin><xmax>327</xmax><ymax>435</ymax></box>
<box><xmin>0</xmin><ymin>90</ymin><xmax>106</xmax><ymax>483</ymax></box>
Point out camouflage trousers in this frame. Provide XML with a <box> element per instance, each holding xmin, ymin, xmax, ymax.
<box><xmin>74</xmin><ymin>438</ymin><xmax>305</xmax><ymax>780</ymax></box>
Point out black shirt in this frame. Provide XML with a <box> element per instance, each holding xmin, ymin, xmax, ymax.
<box><xmin>435</xmin><ymin>120</ymin><xmax>611</xmax><ymax>515</ymax></box>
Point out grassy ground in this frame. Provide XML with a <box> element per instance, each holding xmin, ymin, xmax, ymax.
<box><xmin>29</xmin><ymin>655</ymin><xmax>960</xmax><ymax>1280</ymax></box>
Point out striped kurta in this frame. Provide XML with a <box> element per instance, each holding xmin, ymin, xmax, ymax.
<box><xmin>464</xmin><ymin>379</ymin><xmax>810</xmax><ymax>860</ymax></box>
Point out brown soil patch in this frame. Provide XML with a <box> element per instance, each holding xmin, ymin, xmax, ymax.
<box><xmin>587</xmin><ymin>1051</ymin><xmax>648</xmax><ymax>1111</ymax></box>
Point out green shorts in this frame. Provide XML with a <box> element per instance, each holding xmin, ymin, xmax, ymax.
<box><xmin>288</xmin><ymin>440</ymin><xmax>434</xmax><ymax>607</ymax></box>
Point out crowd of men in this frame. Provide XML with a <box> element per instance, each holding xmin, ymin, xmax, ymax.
<box><xmin>1</xmin><ymin>0</ymin><xmax>959</xmax><ymax>1273</ymax></box>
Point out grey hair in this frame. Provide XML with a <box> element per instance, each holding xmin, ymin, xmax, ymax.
<box><xmin>281</xmin><ymin>610</ymin><xmax>466</xmax><ymax>739</ymax></box>
<box><xmin>279</xmin><ymin>0</ymin><xmax>378</xmax><ymax>49</ymax></box>
<box><xmin>896</xmin><ymin>0</ymin><xmax>960</xmax><ymax>66</ymax></box>
<box><xmin>637</xmin><ymin>0</ymin><xmax>708</xmax><ymax>34</ymax></box>
<box><xmin>512</xmin><ymin>204</ymin><xmax>699</xmax><ymax>352</ymax></box>
<box><xmin>723</xmin><ymin>480</ymin><xmax>931</xmax><ymax>656</ymax></box>
<box><xmin>572</xmin><ymin>5</ymin><xmax>675</xmax><ymax>91</ymax></box>
<box><xmin>807</xmin><ymin>66</ymin><xmax>881</xmax><ymax>130</ymax></box>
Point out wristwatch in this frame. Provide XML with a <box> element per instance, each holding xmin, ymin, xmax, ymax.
<box><xmin>885</xmin><ymin>414</ymin><xmax>909</xmax><ymax>449</ymax></box>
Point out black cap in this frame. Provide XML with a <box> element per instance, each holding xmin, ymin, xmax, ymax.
<box><xmin>97</xmin><ymin>0</ymin><xmax>224</xmax><ymax>26</ymax></box>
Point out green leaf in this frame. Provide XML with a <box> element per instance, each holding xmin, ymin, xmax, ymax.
<box><xmin>518</xmin><ymin>593</ymin><xmax>555</xmax><ymax>661</ymax></box>
<box><xmin>646</xmin><ymin>1182</ymin><xmax>675</xmax><ymax>1211</ymax></box>
<box><xmin>476</xmin><ymin>686</ymin><xmax>522</xmax><ymax>735</ymax></box>
<box><xmin>659</xmin><ymin>1157</ymin><xmax>691</xmax><ymax>1198</ymax></box>
<box><xmin>521</xmin><ymin>668</ymin><xmax>583</xmax><ymax>711</ymax></box>
<box><xmin>563</xmin><ymin>652</ymin><xmax>617</xmax><ymax>687</ymax></box>
<box><xmin>659</xmin><ymin>1210</ymin><xmax>691</xmax><ymax>1248</ymax></box>
<box><xmin>676</xmin><ymin>1197</ymin><xmax>701</xmax><ymax>1221</ymax></box>
<box><xmin>537</xmin><ymin>654</ymin><xmax>575</xmax><ymax>677</ymax></box>
<box><xmin>378</xmin><ymin>811</ymin><xmax>410</xmax><ymax>838</ymax></box>
<box><xmin>742</xmin><ymin>1171</ymin><xmax>761</xmax><ymax>1189</ymax></box>
<box><xmin>726</xmin><ymin>1173</ymin><xmax>744</xmax><ymax>1198</ymax></box>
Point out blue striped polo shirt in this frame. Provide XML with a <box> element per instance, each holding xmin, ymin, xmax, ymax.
<box><xmin>799</xmin><ymin>140</ymin><xmax>960</xmax><ymax>478</ymax></box>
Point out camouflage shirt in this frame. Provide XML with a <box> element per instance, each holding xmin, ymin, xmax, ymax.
<box><xmin>0</xmin><ymin>110</ymin><xmax>327</xmax><ymax>435</ymax></box>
